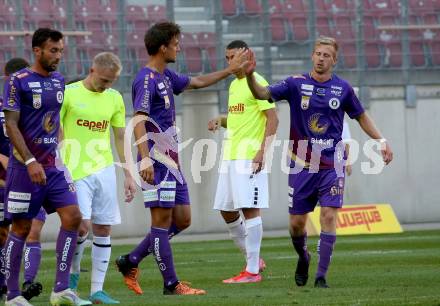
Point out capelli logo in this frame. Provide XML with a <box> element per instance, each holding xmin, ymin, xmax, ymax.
<box><xmin>228</xmin><ymin>103</ymin><xmax>245</xmax><ymax>114</ymax></box>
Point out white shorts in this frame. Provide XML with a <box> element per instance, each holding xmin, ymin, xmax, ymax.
<box><xmin>75</xmin><ymin>165</ymin><xmax>121</xmax><ymax>225</ymax></box>
<box><xmin>213</xmin><ymin>160</ymin><xmax>269</xmax><ymax>211</ymax></box>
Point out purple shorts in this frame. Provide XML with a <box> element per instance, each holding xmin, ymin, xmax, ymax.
<box><xmin>5</xmin><ymin>166</ymin><xmax>78</xmax><ymax>220</ymax></box>
<box><xmin>0</xmin><ymin>187</ymin><xmax>11</xmax><ymax>226</ymax></box>
<box><xmin>288</xmin><ymin>168</ymin><xmax>345</xmax><ymax>215</ymax></box>
<box><xmin>142</xmin><ymin>167</ymin><xmax>190</xmax><ymax>208</ymax></box>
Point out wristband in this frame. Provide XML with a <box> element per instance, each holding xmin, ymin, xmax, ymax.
<box><xmin>25</xmin><ymin>157</ymin><xmax>36</xmax><ymax>166</ymax></box>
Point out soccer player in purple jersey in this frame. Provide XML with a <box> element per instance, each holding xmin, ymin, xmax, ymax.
<box><xmin>0</xmin><ymin>58</ymin><xmax>47</xmax><ymax>302</ymax></box>
<box><xmin>2</xmin><ymin>28</ymin><xmax>90</xmax><ymax>306</ymax></box>
<box><xmin>115</xmin><ymin>21</ymin><xmax>245</xmax><ymax>296</ymax></box>
<box><xmin>244</xmin><ymin>36</ymin><xmax>393</xmax><ymax>288</ymax></box>
<box><xmin>0</xmin><ymin>58</ymin><xmax>30</xmax><ymax>301</ymax></box>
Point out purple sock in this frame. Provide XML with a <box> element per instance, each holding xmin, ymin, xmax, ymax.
<box><xmin>129</xmin><ymin>223</ymin><xmax>182</xmax><ymax>265</ymax></box>
<box><xmin>150</xmin><ymin>227</ymin><xmax>178</xmax><ymax>287</ymax></box>
<box><xmin>5</xmin><ymin>232</ymin><xmax>25</xmax><ymax>300</ymax></box>
<box><xmin>54</xmin><ymin>228</ymin><xmax>77</xmax><ymax>292</ymax></box>
<box><xmin>291</xmin><ymin>232</ymin><xmax>309</xmax><ymax>260</ymax></box>
<box><xmin>0</xmin><ymin>242</ymin><xmax>6</xmax><ymax>287</ymax></box>
<box><xmin>316</xmin><ymin>232</ymin><xmax>336</xmax><ymax>279</ymax></box>
<box><xmin>24</xmin><ymin>242</ymin><xmax>42</xmax><ymax>283</ymax></box>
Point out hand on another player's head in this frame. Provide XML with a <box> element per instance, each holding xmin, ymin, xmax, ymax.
<box><xmin>244</xmin><ymin>49</ymin><xmax>256</xmax><ymax>76</ymax></box>
<box><xmin>228</xmin><ymin>48</ymin><xmax>249</xmax><ymax>75</ymax></box>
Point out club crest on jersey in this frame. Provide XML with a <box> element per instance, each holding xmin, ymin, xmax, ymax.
<box><xmin>32</xmin><ymin>94</ymin><xmax>42</xmax><ymax>109</ymax></box>
<box><xmin>56</xmin><ymin>91</ymin><xmax>63</xmax><ymax>104</ymax></box>
<box><xmin>301</xmin><ymin>96</ymin><xmax>310</xmax><ymax>110</ymax></box>
<box><xmin>164</xmin><ymin>95</ymin><xmax>170</xmax><ymax>109</ymax></box>
<box><xmin>329</xmin><ymin>97</ymin><xmax>340</xmax><ymax>110</ymax></box>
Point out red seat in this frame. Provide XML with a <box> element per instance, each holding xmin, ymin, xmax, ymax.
<box><xmin>180</xmin><ymin>32</ymin><xmax>203</xmax><ymax>73</ymax></box>
<box><xmin>243</xmin><ymin>0</ymin><xmax>263</xmax><ymax>16</ymax></box>
<box><xmin>340</xmin><ymin>43</ymin><xmax>357</xmax><ymax>68</ymax></box>
<box><xmin>333</xmin><ymin>16</ymin><xmax>355</xmax><ymax>40</ymax></box>
<box><xmin>221</xmin><ymin>0</ymin><xmax>239</xmax><ymax>18</ymax></box>
<box><xmin>125</xmin><ymin>5</ymin><xmax>149</xmax><ymax>32</ymax></box>
<box><xmin>283</xmin><ymin>0</ymin><xmax>309</xmax><ymax>41</ymax></box>
<box><xmin>316</xmin><ymin>17</ymin><xmax>332</xmax><ymax>37</ymax></box>
<box><xmin>147</xmin><ymin>5</ymin><xmax>166</xmax><ymax>24</ymax></box>
<box><xmin>269</xmin><ymin>0</ymin><xmax>287</xmax><ymax>43</ymax></box>
<box><xmin>364</xmin><ymin>42</ymin><xmax>382</xmax><ymax>68</ymax></box>
<box><xmin>196</xmin><ymin>32</ymin><xmax>217</xmax><ymax>71</ymax></box>
<box><xmin>126</xmin><ymin>31</ymin><xmax>148</xmax><ymax>73</ymax></box>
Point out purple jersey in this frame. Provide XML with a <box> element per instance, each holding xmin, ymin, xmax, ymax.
<box><xmin>2</xmin><ymin>68</ymin><xmax>65</xmax><ymax>168</ymax></box>
<box><xmin>132</xmin><ymin>67</ymin><xmax>190</xmax><ymax>169</ymax></box>
<box><xmin>268</xmin><ymin>73</ymin><xmax>364</xmax><ymax>169</ymax></box>
<box><xmin>0</xmin><ymin>97</ymin><xmax>10</xmax><ymax>180</ymax></box>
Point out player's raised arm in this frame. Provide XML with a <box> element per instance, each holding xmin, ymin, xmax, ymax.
<box><xmin>356</xmin><ymin>112</ymin><xmax>393</xmax><ymax>165</ymax></box>
<box><xmin>4</xmin><ymin>110</ymin><xmax>46</xmax><ymax>185</ymax></box>
<box><xmin>244</xmin><ymin>50</ymin><xmax>271</xmax><ymax>101</ymax></box>
<box><xmin>187</xmin><ymin>48</ymin><xmax>248</xmax><ymax>89</ymax></box>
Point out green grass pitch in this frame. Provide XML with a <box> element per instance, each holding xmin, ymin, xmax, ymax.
<box><xmin>27</xmin><ymin>230</ymin><xmax>440</xmax><ymax>305</ymax></box>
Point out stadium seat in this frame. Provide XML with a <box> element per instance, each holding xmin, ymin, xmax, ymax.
<box><xmin>283</xmin><ymin>0</ymin><xmax>309</xmax><ymax>42</ymax></box>
<box><xmin>243</xmin><ymin>0</ymin><xmax>263</xmax><ymax>16</ymax></box>
<box><xmin>364</xmin><ymin>42</ymin><xmax>382</xmax><ymax>68</ymax></box>
<box><xmin>316</xmin><ymin>17</ymin><xmax>332</xmax><ymax>37</ymax></box>
<box><xmin>180</xmin><ymin>32</ymin><xmax>203</xmax><ymax>73</ymax></box>
<box><xmin>147</xmin><ymin>5</ymin><xmax>166</xmax><ymax>24</ymax></box>
<box><xmin>196</xmin><ymin>32</ymin><xmax>217</xmax><ymax>71</ymax></box>
<box><xmin>333</xmin><ymin>16</ymin><xmax>355</xmax><ymax>40</ymax></box>
<box><xmin>340</xmin><ymin>43</ymin><xmax>357</xmax><ymax>68</ymax></box>
<box><xmin>125</xmin><ymin>31</ymin><xmax>148</xmax><ymax>73</ymax></box>
<box><xmin>125</xmin><ymin>5</ymin><xmax>149</xmax><ymax>32</ymax></box>
<box><xmin>0</xmin><ymin>2</ymin><xmax>17</xmax><ymax>29</ymax></box>
<box><xmin>269</xmin><ymin>0</ymin><xmax>287</xmax><ymax>43</ymax></box>
<box><xmin>221</xmin><ymin>0</ymin><xmax>239</xmax><ymax>18</ymax></box>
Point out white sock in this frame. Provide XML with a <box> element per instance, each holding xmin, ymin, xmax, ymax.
<box><xmin>70</xmin><ymin>233</ymin><xmax>88</xmax><ymax>274</ymax></box>
<box><xmin>91</xmin><ymin>236</ymin><xmax>111</xmax><ymax>295</ymax></box>
<box><xmin>226</xmin><ymin>216</ymin><xmax>247</xmax><ymax>259</ymax></box>
<box><xmin>245</xmin><ymin>216</ymin><xmax>263</xmax><ymax>274</ymax></box>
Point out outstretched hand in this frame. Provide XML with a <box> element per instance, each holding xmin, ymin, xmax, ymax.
<box><xmin>244</xmin><ymin>49</ymin><xmax>256</xmax><ymax>76</ymax></box>
<box><xmin>381</xmin><ymin>141</ymin><xmax>393</xmax><ymax>165</ymax></box>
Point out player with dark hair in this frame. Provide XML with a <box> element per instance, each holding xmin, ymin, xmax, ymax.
<box><xmin>208</xmin><ymin>40</ymin><xmax>278</xmax><ymax>283</ymax></box>
<box><xmin>244</xmin><ymin>36</ymin><xmax>393</xmax><ymax>288</ymax></box>
<box><xmin>2</xmin><ymin>28</ymin><xmax>89</xmax><ymax>305</ymax></box>
<box><xmin>115</xmin><ymin>21</ymin><xmax>245</xmax><ymax>296</ymax></box>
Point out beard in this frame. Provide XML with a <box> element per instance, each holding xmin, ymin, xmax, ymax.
<box><xmin>40</xmin><ymin>57</ymin><xmax>59</xmax><ymax>72</ymax></box>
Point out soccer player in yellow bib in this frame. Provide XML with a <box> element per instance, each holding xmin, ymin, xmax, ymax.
<box><xmin>60</xmin><ymin>52</ymin><xmax>136</xmax><ymax>304</ymax></box>
<box><xmin>208</xmin><ymin>40</ymin><xmax>278</xmax><ymax>283</ymax></box>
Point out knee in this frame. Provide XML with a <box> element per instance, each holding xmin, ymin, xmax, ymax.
<box><xmin>0</xmin><ymin>227</ymin><xmax>9</xmax><ymax>244</ymax></box>
<box><xmin>290</xmin><ymin>223</ymin><xmax>305</xmax><ymax>236</ymax></box>
<box><xmin>11</xmin><ymin>221</ymin><xmax>32</xmax><ymax>238</ymax></box>
<box><xmin>61</xmin><ymin>210</ymin><xmax>82</xmax><ymax>231</ymax></box>
<box><xmin>175</xmin><ymin>216</ymin><xmax>191</xmax><ymax>231</ymax></box>
<box><xmin>320</xmin><ymin>211</ymin><xmax>336</xmax><ymax>228</ymax></box>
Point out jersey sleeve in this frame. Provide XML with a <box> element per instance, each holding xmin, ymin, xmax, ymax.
<box><xmin>343</xmin><ymin>86</ymin><xmax>365</xmax><ymax>119</ymax></box>
<box><xmin>267</xmin><ymin>77</ymin><xmax>293</xmax><ymax>102</ymax></box>
<box><xmin>2</xmin><ymin>74</ymin><xmax>22</xmax><ymax>112</ymax></box>
<box><xmin>132</xmin><ymin>73</ymin><xmax>153</xmax><ymax>115</ymax></box>
<box><xmin>167</xmin><ymin>69</ymin><xmax>190</xmax><ymax>95</ymax></box>
<box><xmin>111</xmin><ymin>93</ymin><xmax>126</xmax><ymax>128</ymax></box>
<box><xmin>255</xmin><ymin>74</ymin><xmax>275</xmax><ymax>111</ymax></box>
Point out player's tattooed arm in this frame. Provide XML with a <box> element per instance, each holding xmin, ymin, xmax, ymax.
<box><xmin>356</xmin><ymin>112</ymin><xmax>393</xmax><ymax>165</ymax></box>
<box><xmin>187</xmin><ymin>48</ymin><xmax>248</xmax><ymax>89</ymax></box>
<box><xmin>4</xmin><ymin>110</ymin><xmax>47</xmax><ymax>184</ymax></box>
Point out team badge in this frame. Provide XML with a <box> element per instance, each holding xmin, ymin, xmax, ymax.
<box><xmin>56</xmin><ymin>91</ymin><xmax>64</xmax><ymax>104</ymax></box>
<box><xmin>301</xmin><ymin>96</ymin><xmax>310</xmax><ymax>110</ymax></box>
<box><xmin>164</xmin><ymin>95</ymin><xmax>170</xmax><ymax>109</ymax></box>
<box><xmin>32</xmin><ymin>94</ymin><xmax>42</xmax><ymax>109</ymax></box>
<box><xmin>329</xmin><ymin>97</ymin><xmax>340</xmax><ymax>110</ymax></box>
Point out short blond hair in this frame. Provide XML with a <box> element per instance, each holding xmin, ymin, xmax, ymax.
<box><xmin>314</xmin><ymin>36</ymin><xmax>338</xmax><ymax>58</ymax></box>
<box><xmin>93</xmin><ymin>52</ymin><xmax>122</xmax><ymax>73</ymax></box>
